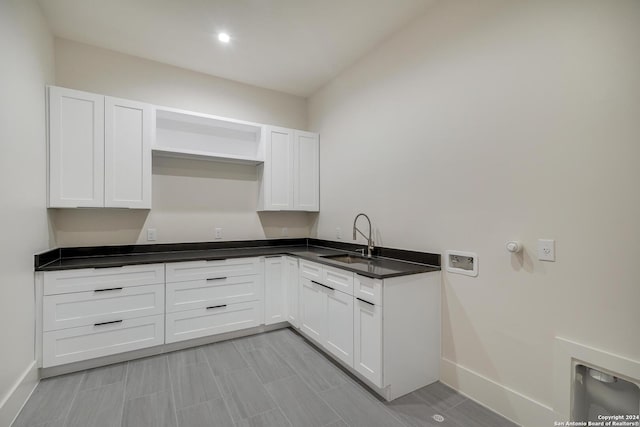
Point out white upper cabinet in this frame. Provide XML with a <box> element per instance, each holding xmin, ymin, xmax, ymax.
<box><xmin>48</xmin><ymin>86</ymin><xmax>105</xmax><ymax>208</ymax></box>
<box><xmin>105</xmin><ymin>97</ymin><xmax>152</xmax><ymax>208</ymax></box>
<box><xmin>258</xmin><ymin>126</ymin><xmax>319</xmax><ymax>211</ymax></box>
<box><xmin>293</xmin><ymin>131</ymin><xmax>319</xmax><ymax>211</ymax></box>
<box><xmin>47</xmin><ymin>86</ymin><xmax>152</xmax><ymax>209</ymax></box>
<box><xmin>261</xmin><ymin>127</ymin><xmax>293</xmax><ymax>210</ymax></box>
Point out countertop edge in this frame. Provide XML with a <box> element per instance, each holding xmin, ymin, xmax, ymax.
<box><xmin>34</xmin><ymin>240</ymin><xmax>441</xmax><ymax>279</ymax></box>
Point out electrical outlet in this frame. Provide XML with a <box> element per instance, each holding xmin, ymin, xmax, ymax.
<box><xmin>215</xmin><ymin>228</ymin><xmax>223</xmax><ymax>240</ymax></box>
<box><xmin>147</xmin><ymin>228</ymin><xmax>157</xmax><ymax>241</ymax></box>
<box><xmin>282</xmin><ymin>227</ymin><xmax>288</xmax><ymax>237</ymax></box>
<box><xmin>336</xmin><ymin>227</ymin><xmax>342</xmax><ymax>240</ymax></box>
<box><xmin>537</xmin><ymin>239</ymin><xmax>555</xmax><ymax>261</ymax></box>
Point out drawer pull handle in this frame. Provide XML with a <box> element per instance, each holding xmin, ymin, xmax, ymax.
<box><xmin>264</xmin><ymin>255</ymin><xmax>282</xmax><ymax>259</ymax></box>
<box><xmin>357</xmin><ymin>297</ymin><xmax>375</xmax><ymax>306</ymax></box>
<box><xmin>206</xmin><ymin>304</ymin><xmax>227</xmax><ymax>310</ymax></box>
<box><xmin>94</xmin><ymin>266</ymin><xmax>123</xmax><ymax>269</ymax></box>
<box><xmin>94</xmin><ymin>320</ymin><xmax>123</xmax><ymax>327</ymax></box>
<box><xmin>206</xmin><ymin>277</ymin><xmax>227</xmax><ymax>281</ymax></box>
<box><xmin>94</xmin><ymin>287</ymin><xmax>123</xmax><ymax>292</ymax></box>
<box><xmin>312</xmin><ymin>280</ymin><xmax>334</xmax><ymax>291</ymax></box>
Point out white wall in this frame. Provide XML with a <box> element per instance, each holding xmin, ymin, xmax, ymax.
<box><xmin>51</xmin><ymin>38</ymin><xmax>314</xmax><ymax>247</ymax></box>
<box><xmin>309</xmin><ymin>0</ymin><xmax>640</xmax><ymax>425</ymax></box>
<box><xmin>0</xmin><ymin>0</ymin><xmax>54</xmax><ymax>423</ymax></box>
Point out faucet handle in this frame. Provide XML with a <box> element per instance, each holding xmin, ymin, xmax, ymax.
<box><xmin>355</xmin><ymin>248</ymin><xmax>365</xmax><ymax>256</ymax></box>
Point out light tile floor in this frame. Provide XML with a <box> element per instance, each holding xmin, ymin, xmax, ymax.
<box><xmin>13</xmin><ymin>328</ymin><xmax>519</xmax><ymax>427</ymax></box>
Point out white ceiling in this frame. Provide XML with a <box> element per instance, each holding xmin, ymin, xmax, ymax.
<box><xmin>37</xmin><ymin>0</ymin><xmax>433</xmax><ymax>97</ymax></box>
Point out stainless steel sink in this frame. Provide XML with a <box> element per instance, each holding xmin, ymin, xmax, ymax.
<box><xmin>321</xmin><ymin>254</ymin><xmax>372</xmax><ymax>265</ymax></box>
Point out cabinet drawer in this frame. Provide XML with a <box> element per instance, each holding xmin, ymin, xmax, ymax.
<box><xmin>166</xmin><ymin>258</ymin><xmax>260</xmax><ymax>283</ymax></box>
<box><xmin>354</xmin><ymin>275</ymin><xmax>383</xmax><ymax>306</ymax></box>
<box><xmin>43</xmin><ymin>284</ymin><xmax>164</xmax><ymax>331</ymax></box>
<box><xmin>322</xmin><ymin>265</ymin><xmax>354</xmax><ymax>296</ymax></box>
<box><xmin>165</xmin><ymin>301</ymin><xmax>262</xmax><ymax>344</ymax></box>
<box><xmin>42</xmin><ymin>314</ymin><xmax>164</xmax><ymax>367</ymax></box>
<box><xmin>299</xmin><ymin>261</ymin><xmax>322</xmax><ymax>281</ymax></box>
<box><xmin>166</xmin><ymin>275</ymin><xmax>261</xmax><ymax>313</ymax></box>
<box><xmin>43</xmin><ymin>264</ymin><xmax>165</xmax><ymax>295</ymax></box>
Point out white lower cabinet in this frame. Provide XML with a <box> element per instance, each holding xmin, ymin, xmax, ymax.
<box><xmin>165</xmin><ymin>259</ymin><xmax>264</xmax><ymax>343</ymax></box>
<box><xmin>285</xmin><ymin>257</ymin><xmax>299</xmax><ymax>328</ymax></box>
<box><xmin>354</xmin><ymin>298</ymin><xmax>383</xmax><ymax>387</ymax></box>
<box><xmin>325</xmin><ymin>287</ymin><xmax>354</xmax><ymax>366</ymax></box>
<box><xmin>165</xmin><ymin>301</ymin><xmax>262</xmax><ymax>343</ymax></box>
<box><xmin>299</xmin><ymin>277</ymin><xmax>325</xmax><ymax>342</ymax></box>
<box><xmin>299</xmin><ymin>261</ymin><xmax>355</xmax><ymax>367</ymax></box>
<box><xmin>38</xmin><ymin>253</ymin><xmax>439</xmax><ymax>403</ymax></box>
<box><xmin>41</xmin><ymin>264</ymin><xmax>167</xmax><ymax>368</ymax></box>
<box><xmin>264</xmin><ymin>256</ymin><xmax>286</xmax><ymax>325</ymax></box>
<box><xmin>299</xmin><ymin>262</ymin><xmax>441</xmax><ymax>401</ymax></box>
<box><xmin>43</xmin><ymin>314</ymin><xmax>164</xmax><ymax>368</ymax></box>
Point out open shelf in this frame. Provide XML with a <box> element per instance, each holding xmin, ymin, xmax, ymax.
<box><xmin>153</xmin><ymin>107</ymin><xmax>264</xmax><ymax>164</ymax></box>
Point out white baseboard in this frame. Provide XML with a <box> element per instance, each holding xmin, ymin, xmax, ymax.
<box><xmin>441</xmin><ymin>357</ymin><xmax>555</xmax><ymax>427</ymax></box>
<box><xmin>0</xmin><ymin>361</ymin><xmax>39</xmax><ymax>427</ymax></box>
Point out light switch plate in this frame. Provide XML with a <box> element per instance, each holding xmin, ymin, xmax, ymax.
<box><xmin>147</xmin><ymin>228</ymin><xmax>157</xmax><ymax>241</ymax></box>
<box><xmin>537</xmin><ymin>239</ymin><xmax>555</xmax><ymax>261</ymax></box>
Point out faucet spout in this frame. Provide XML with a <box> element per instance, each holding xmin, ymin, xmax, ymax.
<box><xmin>352</xmin><ymin>213</ymin><xmax>374</xmax><ymax>258</ymax></box>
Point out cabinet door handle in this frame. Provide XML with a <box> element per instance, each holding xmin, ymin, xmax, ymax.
<box><xmin>206</xmin><ymin>304</ymin><xmax>227</xmax><ymax>310</ymax></box>
<box><xmin>357</xmin><ymin>297</ymin><xmax>375</xmax><ymax>306</ymax></box>
<box><xmin>206</xmin><ymin>277</ymin><xmax>227</xmax><ymax>281</ymax></box>
<box><xmin>94</xmin><ymin>320</ymin><xmax>123</xmax><ymax>327</ymax></box>
<box><xmin>94</xmin><ymin>287</ymin><xmax>123</xmax><ymax>292</ymax></box>
<box><xmin>312</xmin><ymin>280</ymin><xmax>334</xmax><ymax>291</ymax></box>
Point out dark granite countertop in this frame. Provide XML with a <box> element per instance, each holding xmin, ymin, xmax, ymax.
<box><xmin>35</xmin><ymin>238</ymin><xmax>440</xmax><ymax>279</ymax></box>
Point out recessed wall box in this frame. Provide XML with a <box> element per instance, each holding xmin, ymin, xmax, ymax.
<box><xmin>445</xmin><ymin>250</ymin><xmax>478</xmax><ymax>277</ymax></box>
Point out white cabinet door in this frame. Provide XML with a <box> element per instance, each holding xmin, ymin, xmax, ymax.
<box><xmin>354</xmin><ymin>298</ymin><xmax>383</xmax><ymax>387</ymax></box>
<box><xmin>325</xmin><ymin>288</ymin><xmax>354</xmax><ymax>367</ymax></box>
<box><xmin>299</xmin><ymin>277</ymin><xmax>324</xmax><ymax>344</ymax></box>
<box><xmin>104</xmin><ymin>97</ymin><xmax>152</xmax><ymax>209</ymax></box>
<box><xmin>264</xmin><ymin>256</ymin><xmax>286</xmax><ymax>325</ymax></box>
<box><xmin>286</xmin><ymin>257</ymin><xmax>299</xmax><ymax>328</ymax></box>
<box><xmin>293</xmin><ymin>130</ymin><xmax>319</xmax><ymax>211</ymax></box>
<box><xmin>262</xmin><ymin>126</ymin><xmax>293</xmax><ymax>210</ymax></box>
<box><xmin>48</xmin><ymin>86</ymin><xmax>104</xmax><ymax>207</ymax></box>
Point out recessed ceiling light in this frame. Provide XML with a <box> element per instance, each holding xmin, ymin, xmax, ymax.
<box><xmin>218</xmin><ymin>32</ymin><xmax>231</xmax><ymax>43</ymax></box>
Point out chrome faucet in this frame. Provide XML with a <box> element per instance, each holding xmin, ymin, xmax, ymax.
<box><xmin>352</xmin><ymin>213</ymin><xmax>374</xmax><ymax>258</ymax></box>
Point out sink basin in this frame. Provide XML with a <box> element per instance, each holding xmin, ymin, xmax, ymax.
<box><xmin>321</xmin><ymin>254</ymin><xmax>372</xmax><ymax>265</ymax></box>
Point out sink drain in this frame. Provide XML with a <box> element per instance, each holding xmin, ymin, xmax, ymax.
<box><xmin>432</xmin><ymin>414</ymin><xmax>445</xmax><ymax>423</ymax></box>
